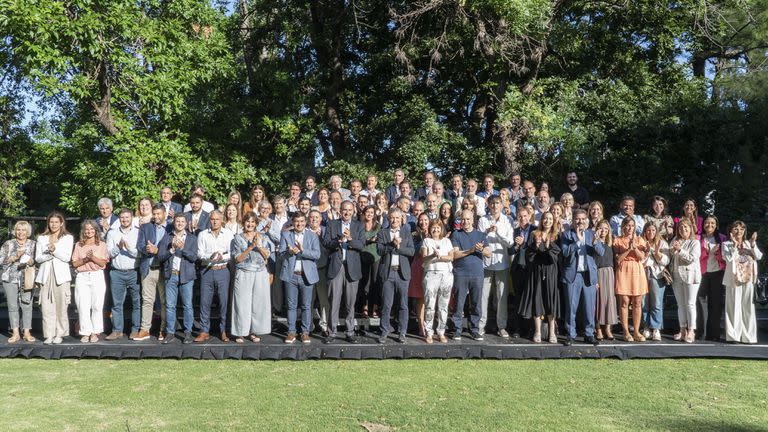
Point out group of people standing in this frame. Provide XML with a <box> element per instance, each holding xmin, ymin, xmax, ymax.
<box><xmin>0</xmin><ymin>170</ymin><xmax>763</xmax><ymax>346</ymax></box>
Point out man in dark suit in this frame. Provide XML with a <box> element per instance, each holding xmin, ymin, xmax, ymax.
<box><xmin>157</xmin><ymin>213</ymin><xmax>198</xmax><ymax>344</ymax></box>
<box><xmin>559</xmin><ymin>209</ymin><xmax>605</xmax><ymax>346</ymax></box>
<box><xmin>184</xmin><ymin>193</ymin><xmax>210</xmax><ymax>234</ymax></box>
<box><xmin>384</xmin><ymin>168</ymin><xmax>405</xmax><ymax>205</ymax></box>
<box><xmin>160</xmin><ymin>186</ymin><xmax>184</xmax><ymax>223</ymax></box>
<box><xmin>279</xmin><ymin>212</ymin><xmax>321</xmax><ymax>344</ymax></box>
<box><xmin>96</xmin><ymin>197</ymin><xmax>118</xmax><ymax>240</ymax></box>
<box><xmin>135</xmin><ymin>204</ymin><xmax>170</xmax><ymax>341</ymax></box>
<box><xmin>321</xmin><ymin>200</ymin><xmax>365</xmax><ymax>343</ymax></box>
<box><xmin>376</xmin><ymin>208</ymin><xmax>415</xmax><ymax>343</ymax></box>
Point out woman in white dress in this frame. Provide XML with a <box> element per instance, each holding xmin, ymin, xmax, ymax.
<box><xmin>722</xmin><ymin>221</ymin><xmax>762</xmax><ymax>344</ymax></box>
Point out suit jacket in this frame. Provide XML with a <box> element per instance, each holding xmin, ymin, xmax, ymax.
<box><xmin>376</xmin><ymin>226</ymin><xmax>415</xmax><ymax>281</ymax></box>
<box><xmin>279</xmin><ymin>228</ymin><xmax>321</xmax><ymax>285</ymax></box>
<box><xmin>384</xmin><ymin>184</ymin><xmax>399</xmax><ymax>205</ymax></box>
<box><xmin>157</xmin><ymin>231</ymin><xmax>198</xmax><ymax>284</ymax></box>
<box><xmin>95</xmin><ymin>214</ymin><xmax>119</xmax><ymax>240</ymax></box>
<box><xmin>161</xmin><ymin>201</ymin><xmax>184</xmax><ymax>222</ymax></box>
<box><xmin>137</xmin><ymin>221</ymin><xmax>171</xmax><ymax>279</ymax></box>
<box><xmin>322</xmin><ymin>219</ymin><xmax>365</xmax><ymax>281</ymax></box>
<box><xmin>510</xmin><ymin>224</ymin><xmax>535</xmax><ymax>268</ymax></box>
<box><xmin>184</xmin><ymin>211</ymin><xmax>210</xmax><ymax>235</ymax></box>
<box><xmin>559</xmin><ymin>229</ymin><xmax>604</xmax><ymax>286</ymax></box>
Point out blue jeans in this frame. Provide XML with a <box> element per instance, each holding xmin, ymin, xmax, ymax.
<box><xmin>165</xmin><ymin>274</ymin><xmax>194</xmax><ymax>334</ymax></box>
<box><xmin>564</xmin><ymin>272</ymin><xmax>597</xmax><ymax>338</ymax></box>
<box><xmin>110</xmin><ymin>269</ymin><xmax>140</xmax><ymax>334</ymax></box>
<box><xmin>644</xmin><ymin>274</ymin><xmax>667</xmax><ymax>330</ymax></box>
<box><xmin>284</xmin><ymin>273</ymin><xmax>315</xmax><ymax>334</ymax></box>
<box><xmin>200</xmin><ymin>268</ymin><xmax>230</xmax><ymax>333</ymax></box>
<box><xmin>452</xmin><ymin>275</ymin><xmax>483</xmax><ymax>334</ymax></box>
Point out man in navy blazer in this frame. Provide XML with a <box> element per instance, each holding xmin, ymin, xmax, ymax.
<box><xmin>559</xmin><ymin>209</ymin><xmax>605</xmax><ymax>346</ymax></box>
<box><xmin>157</xmin><ymin>213</ymin><xmax>198</xmax><ymax>344</ymax></box>
<box><xmin>279</xmin><ymin>212</ymin><xmax>321</xmax><ymax>344</ymax></box>
<box><xmin>184</xmin><ymin>194</ymin><xmax>210</xmax><ymax>235</ymax></box>
<box><xmin>135</xmin><ymin>204</ymin><xmax>170</xmax><ymax>340</ymax></box>
<box><xmin>376</xmin><ymin>208</ymin><xmax>415</xmax><ymax>343</ymax></box>
<box><xmin>321</xmin><ymin>201</ymin><xmax>365</xmax><ymax>343</ymax></box>
<box><xmin>96</xmin><ymin>197</ymin><xmax>119</xmax><ymax>240</ymax></box>
<box><xmin>160</xmin><ymin>186</ymin><xmax>184</xmax><ymax>223</ymax></box>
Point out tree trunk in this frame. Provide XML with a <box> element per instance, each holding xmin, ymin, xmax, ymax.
<box><xmin>309</xmin><ymin>0</ymin><xmax>347</xmax><ymax>160</ymax></box>
<box><xmin>91</xmin><ymin>60</ymin><xmax>119</xmax><ymax>135</ymax></box>
<box><xmin>238</xmin><ymin>0</ymin><xmax>257</xmax><ymax>94</ymax></box>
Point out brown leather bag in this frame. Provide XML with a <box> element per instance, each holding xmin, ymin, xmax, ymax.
<box><xmin>23</xmin><ymin>264</ymin><xmax>36</xmax><ymax>291</ymax></box>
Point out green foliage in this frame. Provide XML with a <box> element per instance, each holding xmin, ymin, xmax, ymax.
<box><xmin>0</xmin><ymin>0</ymin><xmax>765</xmax><ymax>243</ymax></box>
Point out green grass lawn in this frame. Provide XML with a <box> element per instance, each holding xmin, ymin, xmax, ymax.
<box><xmin>0</xmin><ymin>359</ymin><xmax>766</xmax><ymax>431</ymax></box>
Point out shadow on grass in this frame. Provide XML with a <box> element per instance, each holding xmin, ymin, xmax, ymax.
<box><xmin>646</xmin><ymin>418</ymin><xmax>766</xmax><ymax>432</ymax></box>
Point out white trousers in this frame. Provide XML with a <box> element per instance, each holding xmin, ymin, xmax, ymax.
<box><xmin>75</xmin><ymin>270</ymin><xmax>107</xmax><ymax>335</ymax></box>
<box><xmin>423</xmin><ymin>270</ymin><xmax>453</xmax><ymax>337</ymax></box>
<box><xmin>725</xmin><ymin>282</ymin><xmax>757</xmax><ymax>343</ymax></box>
<box><xmin>672</xmin><ymin>280</ymin><xmax>699</xmax><ymax>329</ymax></box>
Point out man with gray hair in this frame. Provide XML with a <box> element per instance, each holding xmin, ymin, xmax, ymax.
<box><xmin>376</xmin><ymin>208</ymin><xmax>415</xmax><ymax>343</ymax></box>
<box><xmin>96</xmin><ymin>197</ymin><xmax>117</xmax><ymax>240</ymax></box>
<box><xmin>329</xmin><ymin>175</ymin><xmax>351</xmax><ymax>201</ymax></box>
<box><xmin>195</xmin><ymin>210</ymin><xmax>234</xmax><ymax>342</ymax></box>
<box><xmin>322</xmin><ymin>200</ymin><xmax>365</xmax><ymax>343</ymax></box>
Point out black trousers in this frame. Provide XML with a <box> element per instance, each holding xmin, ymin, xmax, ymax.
<box><xmin>698</xmin><ymin>270</ymin><xmax>725</xmax><ymax>340</ymax></box>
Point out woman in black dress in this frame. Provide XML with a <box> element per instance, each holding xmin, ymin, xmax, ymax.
<box><xmin>519</xmin><ymin>211</ymin><xmax>562</xmax><ymax>343</ymax></box>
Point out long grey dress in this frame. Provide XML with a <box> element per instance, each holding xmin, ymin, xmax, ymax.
<box><xmin>231</xmin><ymin>233</ymin><xmax>274</xmax><ymax>336</ymax></box>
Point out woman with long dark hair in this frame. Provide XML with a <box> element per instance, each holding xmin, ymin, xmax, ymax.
<box><xmin>35</xmin><ymin>212</ymin><xmax>74</xmax><ymax>344</ymax></box>
<box><xmin>698</xmin><ymin>215</ymin><xmax>726</xmax><ymax>341</ymax></box>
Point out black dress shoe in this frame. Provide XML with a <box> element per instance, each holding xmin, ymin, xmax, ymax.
<box><xmin>183</xmin><ymin>332</ymin><xmax>193</xmax><ymax>344</ymax></box>
<box><xmin>563</xmin><ymin>337</ymin><xmax>574</xmax><ymax>346</ymax></box>
<box><xmin>162</xmin><ymin>334</ymin><xmax>176</xmax><ymax>344</ymax></box>
<box><xmin>323</xmin><ymin>334</ymin><xmax>336</xmax><ymax>344</ymax></box>
<box><xmin>585</xmin><ymin>336</ymin><xmax>599</xmax><ymax>346</ymax></box>
<box><xmin>345</xmin><ymin>335</ymin><xmax>359</xmax><ymax>344</ymax></box>
<box><xmin>397</xmin><ymin>334</ymin><xmax>406</xmax><ymax>344</ymax></box>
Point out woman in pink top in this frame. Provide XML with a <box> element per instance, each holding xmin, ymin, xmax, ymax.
<box><xmin>71</xmin><ymin>220</ymin><xmax>109</xmax><ymax>343</ymax></box>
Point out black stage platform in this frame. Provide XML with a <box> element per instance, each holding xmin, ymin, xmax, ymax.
<box><xmin>2</xmin><ymin>330</ymin><xmax>767</xmax><ymax>360</ymax></box>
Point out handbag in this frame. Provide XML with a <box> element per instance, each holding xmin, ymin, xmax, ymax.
<box><xmin>23</xmin><ymin>264</ymin><xmax>36</xmax><ymax>291</ymax></box>
<box><xmin>754</xmin><ymin>274</ymin><xmax>768</xmax><ymax>306</ymax></box>
<box><xmin>660</xmin><ymin>268</ymin><xmax>674</xmax><ymax>285</ymax></box>
<box><xmin>734</xmin><ymin>253</ymin><xmax>755</xmax><ymax>285</ymax></box>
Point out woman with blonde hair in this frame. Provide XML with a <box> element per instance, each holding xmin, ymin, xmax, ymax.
<box><xmin>642</xmin><ymin>222</ymin><xmax>670</xmax><ymax>341</ymax></box>
<box><xmin>559</xmin><ymin>193</ymin><xmax>575</xmax><ymax>226</ymax></box>
<box><xmin>0</xmin><ymin>221</ymin><xmax>37</xmax><ymax>342</ymax></box>
<box><xmin>421</xmin><ymin>219</ymin><xmax>454</xmax><ymax>343</ymax></box>
<box><xmin>670</xmin><ymin>218</ymin><xmax>701</xmax><ymax>343</ymax></box>
<box><xmin>71</xmin><ymin>219</ymin><xmax>109</xmax><ymax>343</ymax></box>
<box><xmin>35</xmin><ymin>212</ymin><xmax>74</xmax><ymax>344</ymax></box>
<box><xmin>594</xmin><ymin>220</ymin><xmax>617</xmax><ymax>340</ymax></box>
<box><xmin>222</xmin><ymin>191</ymin><xmax>243</xmax><ymax>213</ymax></box>
<box><xmin>613</xmin><ymin>217</ymin><xmax>648</xmax><ymax>342</ymax></box>
<box><xmin>588</xmin><ymin>201</ymin><xmax>604</xmax><ymax>229</ymax></box>
<box><xmin>722</xmin><ymin>221</ymin><xmax>762</xmax><ymax>343</ymax></box>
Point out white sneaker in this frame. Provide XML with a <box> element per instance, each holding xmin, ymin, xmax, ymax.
<box><xmin>498</xmin><ymin>329</ymin><xmax>510</xmax><ymax>338</ymax></box>
<box><xmin>52</xmin><ymin>336</ymin><xmax>63</xmax><ymax>344</ymax></box>
<box><xmin>643</xmin><ymin>329</ymin><xmax>651</xmax><ymax>339</ymax></box>
<box><xmin>43</xmin><ymin>337</ymin><xmax>53</xmax><ymax>345</ymax></box>
<box><xmin>652</xmin><ymin>329</ymin><xmax>661</xmax><ymax>341</ymax></box>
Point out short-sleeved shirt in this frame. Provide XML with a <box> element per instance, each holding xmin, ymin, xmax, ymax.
<box><xmin>450</xmin><ymin>229</ymin><xmax>488</xmax><ymax>278</ymax></box>
<box><xmin>72</xmin><ymin>242</ymin><xmax>109</xmax><ymax>272</ymax></box>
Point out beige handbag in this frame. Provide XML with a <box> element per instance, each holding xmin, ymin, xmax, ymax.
<box><xmin>23</xmin><ymin>264</ymin><xmax>36</xmax><ymax>291</ymax></box>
